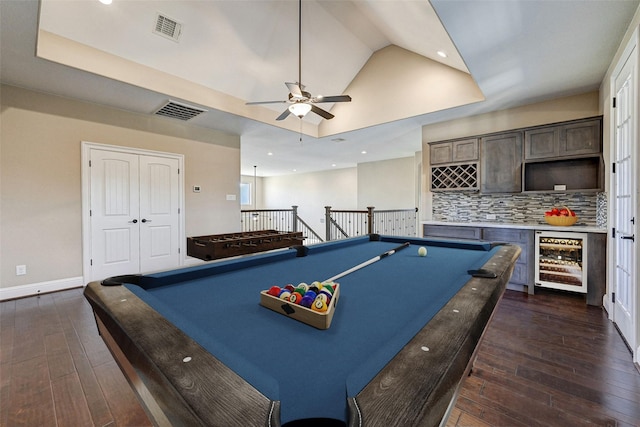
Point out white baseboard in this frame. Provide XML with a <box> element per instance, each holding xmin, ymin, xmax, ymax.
<box><xmin>0</xmin><ymin>276</ymin><xmax>84</xmax><ymax>301</ymax></box>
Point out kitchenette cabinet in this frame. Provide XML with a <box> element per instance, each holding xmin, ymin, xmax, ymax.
<box><xmin>426</xmin><ymin>116</ymin><xmax>603</xmax><ymax>194</ymax></box>
<box><xmin>423</xmin><ymin>223</ymin><xmax>606</xmax><ymax>305</ymax></box>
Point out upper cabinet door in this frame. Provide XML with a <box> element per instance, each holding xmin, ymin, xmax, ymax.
<box><xmin>524</xmin><ymin>126</ymin><xmax>560</xmax><ymax>160</ymax></box>
<box><xmin>559</xmin><ymin>119</ymin><xmax>602</xmax><ymax>156</ymax></box>
<box><xmin>452</xmin><ymin>138</ymin><xmax>479</xmax><ymax>162</ymax></box>
<box><xmin>429</xmin><ymin>142</ymin><xmax>453</xmax><ymax>165</ymax></box>
<box><xmin>481</xmin><ymin>132</ymin><xmax>523</xmax><ymax>193</ymax></box>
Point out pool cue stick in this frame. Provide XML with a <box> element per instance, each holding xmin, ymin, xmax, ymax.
<box><xmin>324</xmin><ymin>242</ymin><xmax>410</xmax><ymax>282</ymax></box>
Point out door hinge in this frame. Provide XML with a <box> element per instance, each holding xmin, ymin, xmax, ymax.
<box><xmin>612</xmin><ymin>162</ymin><xmax>616</xmax><ymax>173</ymax></box>
<box><xmin>178</xmin><ymin>247</ymin><xmax>181</xmax><ymax>254</ymax></box>
<box><xmin>612</xmin><ymin>292</ymin><xmax>615</xmax><ymax>303</ymax></box>
<box><xmin>613</xmin><ymin>97</ymin><xmax>616</xmax><ymax>108</ymax></box>
<box><xmin>89</xmin><ymin>209</ymin><xmax>92</xmax><ymax>217</ymax></box>
<box><xmin>612</xmin><ymin>227</ymin><xmax>616</xmax><ymax>238</ymax></box>
<box><xmin>89</xmin><ymin>160</ymin><xmax>92</xmax><ymax>167</ymax></box>
<box><xmin>178</xmin><ymin>208</ymin><xmax>181</xmax><ymax>214</ymax></box>
<box><xmin>90</xmin><ymin>259</ymin><xmax>93</xmax><ymax>266</ymax></box>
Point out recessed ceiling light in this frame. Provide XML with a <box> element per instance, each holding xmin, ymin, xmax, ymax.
<box><xmin>331</xmin><ymin>164</ymin><xmax>336</xmax><ymax>167</ymax></box>
<box><xmin>267</xmin><ymin>152</ymin><xmax>273</xmax><ymax>156</ymax></box>
<box><xmin>437</xmin><ymin>50</ymin><xmax>447</xmax><ymax>58</ymax></box>
<box><xmin>99</xmin><ymin>0</ymin><xmax>112</xmax><ymax>4</ymax></box>
<box><xmin>361</xmin><ymin>150</ymin><xmax>367</xmax><ymax>154</ymax></box>
<box><xmin>292</xmin><ymin>169</ymin><xmax>297</xmax><ymax>172</ymax></box>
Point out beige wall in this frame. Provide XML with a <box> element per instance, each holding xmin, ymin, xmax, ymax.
<box><xmin>357</xmin><ymin>157</ymin><xmax>416</xmax><ymax>210</ymax></box>
<box><xmin>1</xmin><ymin>84</ymin><xmax>241</xmax><ymax>291</ymax></box>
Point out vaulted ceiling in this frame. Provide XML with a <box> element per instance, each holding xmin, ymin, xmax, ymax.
<box><xmin>1</xmin><ymin>0</ymin><xmax>638</xmax><ymax>176</ymax></box>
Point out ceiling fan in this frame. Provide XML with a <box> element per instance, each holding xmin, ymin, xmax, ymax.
<box><xmin>246</xmin><ymin>0</ymin><xmax>352</xmax><ymax>121</ymax></box>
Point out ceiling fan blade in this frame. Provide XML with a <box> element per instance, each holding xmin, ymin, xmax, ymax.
<box><xmin>246</xmin><ymin>100</ymin><xmax>288</xmax><ymax>105</ymax></box>
<box><xmin>276</xmin><ymin>108</ymin><xmax>291</xmax><ymax>121</ymax></box>
<box><xmin>314</xmin><ymin>95</ymin><xmax>352</xmax><ymax>103</ymax></box>
<box><xmin>310</xmin><ymin>104</ymin><xmax>334</xmax><ymax>120</ymax></box>
<box><xmin>285</xmin><ymin>82</ymin><xmax>304</xmax><ymax>98</ymax></box>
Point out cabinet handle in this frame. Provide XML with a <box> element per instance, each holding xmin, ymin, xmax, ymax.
<box><xmin>128</xmin><ymin>219</ymin><xmax>138</xmax><ymax>224</ymax></box>
<box><xmin>621</xmin><ymin>235</ymin><xmax>635</xmax><ymax>241</ymax></box>
<box><xmin>141</xmin><ymin>219</ymin><xmax>152</xmax><ymax>223</ymax></box>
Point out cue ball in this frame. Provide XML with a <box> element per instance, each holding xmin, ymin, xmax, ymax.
<box><xmin>418</xmin><ymin>246</ymin><xmax>427</xmax><ymax>257</ymax></box>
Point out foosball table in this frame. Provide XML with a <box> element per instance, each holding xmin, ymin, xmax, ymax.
<box><xmin>187</xmin><ymin>230</ymin><xmax>305</xmax><ymax>261</ymax></box>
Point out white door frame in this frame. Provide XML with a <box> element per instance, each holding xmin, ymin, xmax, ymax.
<box><xmin>608</xmin><ymin>26</ymin><xmax>639</xmax><ymax>363</ymax></box>
<box><xmin>81</xmin><ymin>141</ymin><xmax>185</xmax><ymax>284</ymax></box>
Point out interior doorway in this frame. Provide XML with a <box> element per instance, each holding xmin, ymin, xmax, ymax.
<box><xmin>82</xmin><ymin>142</ymin><xmax>185</xmax><ymax>283</ymax></box>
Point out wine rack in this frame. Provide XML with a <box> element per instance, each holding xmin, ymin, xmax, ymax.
<box><xmin>430</xmin><ymin>163</ymin><xmax>478</xmax><ymax>190</ymax></box>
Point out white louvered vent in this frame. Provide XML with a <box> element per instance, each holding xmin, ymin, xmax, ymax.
<box><xmin>154</xmin><ymin>101</ymin><xmax>207</xmax><ymax>121</ymax></box>
<box><xmin>154</xmin><ymin>13</ymin><xmax>182</xmax><ymax>42</ymax></box>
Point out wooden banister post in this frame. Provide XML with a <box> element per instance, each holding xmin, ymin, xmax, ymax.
<box><xmin>367</xmin><ymin>207</ymin><xmax>375</xmax><ymax>235</ymax></box>
<box><xmin>325</xmin><ymin>206</ymin><xmax>332</xmax><ymax>241</ymax></box>
<box><xmin>292</xmin><ymin>206</ymin><xmax>298</xmax><ymax>232</ymax></box>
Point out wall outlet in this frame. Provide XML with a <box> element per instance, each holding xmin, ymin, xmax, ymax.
<box><xmin>486</xmin><ymin>214</ymin><xmax>497</xmax><ymax>220</ymax></box>
<box><xmin>16</xmin><ymin>265</ymin><xmax>26</xmax><ymax>276</ymax></box>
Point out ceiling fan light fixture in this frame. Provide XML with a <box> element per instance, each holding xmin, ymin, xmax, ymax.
<box><xmin>289</xmin><ymin>103</ymin><xmax>312</xmax><ymax>118</ymax></box>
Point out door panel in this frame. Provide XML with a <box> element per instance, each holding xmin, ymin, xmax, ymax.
<box><xmin>139</xmin><ymin>156</ymin><xmax>180</xmax><ymax>272</ymax></box>
<box><xmin>90</xmin><ymin>150</ymin><xmax>140</xmax><ymax>279</ymax></box>
<box><xmin>613</xmin><ymin>46</ymin><xmax>636</xmax><ymax>353</ymax></box>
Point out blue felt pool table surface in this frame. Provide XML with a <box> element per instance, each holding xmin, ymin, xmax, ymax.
<box><xmin>122</xmin><ymin>235</ymin><xmax>499</xmax><ymax>424</ymax></box>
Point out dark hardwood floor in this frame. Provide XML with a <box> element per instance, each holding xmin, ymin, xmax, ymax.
<box><xmin>1</xmin><ymin>287</ymin><xmax>639</xmax><ymax>426</ymax></box>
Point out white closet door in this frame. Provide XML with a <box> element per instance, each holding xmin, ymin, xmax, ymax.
<box><xmin>90</xmin><ymin>149</ymin><xmax>141</xmax><ymax>279</ymax></box>
<box><xmin>139</xmin><ymin>155</ymin><xmax>180</xmax><ymax>273</ymax></box>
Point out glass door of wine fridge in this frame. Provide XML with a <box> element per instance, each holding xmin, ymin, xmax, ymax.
<box><xmin>535</xmin><ymin>231</ymin><xmax>588</xmax><ymax>293</ymax></box>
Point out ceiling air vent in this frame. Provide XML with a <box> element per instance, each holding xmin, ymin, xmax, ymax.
<box><xmin>154</xmin><ymin>13</ymin><xmax>182</xmax><ymax>42</ymax></box>
<box><xmin>154</xmin><ymin>101</ymin><xmax>207</xmax><ymax>121</ymax></box>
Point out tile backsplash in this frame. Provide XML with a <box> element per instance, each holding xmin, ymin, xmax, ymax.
<box><xmin>432</xmin><ymin>192</ymin><xmax>607</xmax><ymax>228</ymax></box>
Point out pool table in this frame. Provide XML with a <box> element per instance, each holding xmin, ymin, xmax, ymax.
<box><xmin>84</xmin><ymin>234</ymin><xmax>520</xmax><ymax>427</ymax></box>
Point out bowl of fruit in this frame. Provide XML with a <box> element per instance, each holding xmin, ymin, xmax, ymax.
<box><xmin>544</xmin><ymin>206</ymin><xmax>578</xmax><ymax>226</ymax></box>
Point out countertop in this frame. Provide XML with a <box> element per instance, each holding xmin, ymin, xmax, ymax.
<box><xmin>421</xmin><ymin>220</ymin><xmax>607</xmax><ymax>234</ymax></box>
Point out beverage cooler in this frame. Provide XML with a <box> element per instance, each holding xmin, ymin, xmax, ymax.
<box><xmin>535</xmin><ymin>231</ymin><xmax>588</xmax><ymax>293</ymax></box>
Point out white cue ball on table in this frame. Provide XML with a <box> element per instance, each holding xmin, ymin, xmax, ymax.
<box><xmin>418</xmin><ymin>246</ymin><xmax>427</xmax><ymax>257</ymax></box>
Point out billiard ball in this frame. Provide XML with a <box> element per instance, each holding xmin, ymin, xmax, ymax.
<box><xmin>418</xmin><ymin>246</ymin><xmax>427</xmax><ymax>257</ymax></box>
<box><xmin>284</xmin><ymin>284</ymin><xmax>295</xmax><ymax>292</ymax></box>
<box><xmin>312</xmin><ymin>299</ymin><xmax>328</xmax><ymax>312</ymax></box>
<box><xmin>279</xmin><ymin>290</ymin><xmax>292</xmax><ymax>300</ymax></box>
<box><xmin>316</xmin><ymin>293</ymin><xmax>328</xmax><ymax>303</ymax></box>
<box><xmin>300</xmin><ymin>296</ymin><xmax>314</xmax><ymax>308</ymax></box>
<box><xmin>267</xmin><ymin>286</ymin><xmax>281</xmax><ymax>297</ymax></box>
<box><xmin>289</xmin><ymin>293</ymin><xmax>302</xmax><ymax>304</ymax></box>
<box><xmin>296</xmin><ymin>283</ymin><xmax>309</xmax><ymax>292</ymax></box>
